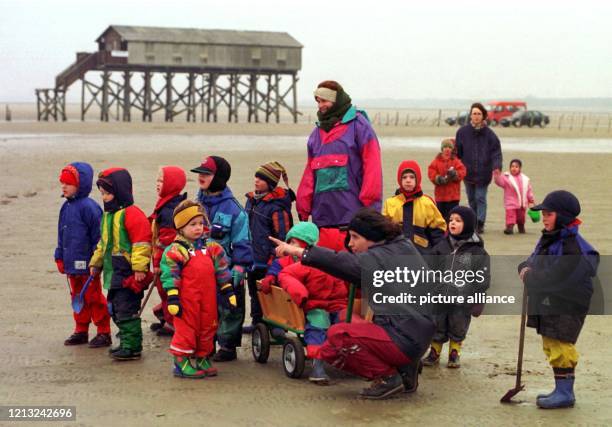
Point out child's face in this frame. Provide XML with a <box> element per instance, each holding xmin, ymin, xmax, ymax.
<box><xmin>401</xmin><ymin>172</ymin><xmax>417</xmax><ymax>193</ymax></box>
<box><xmin>198</xmin><ymin>173</ymin><xmax>214</xmax><ymax>190</ymax></box>
<box><xmin>99</xmin><ymin>187</ymin><xmax>114</xmax><ymax>203</ymax></box>
<box><xmin>254</xmin><ymin>176</ymin><xmax>269</xmax><ymax>193</ymax></box>
<box><xmin>61</xmin><ymin>183</ymin><xmax>78</xmax><ymax>198</ymax></box>
<box><xmin>448</xmin><ymin>213</ymin><xmax>465</xmax><ymax>236</ymax></box>
<box><xmin>542</xmin><ymin>210</ymin><xmax>557</xmax><ymax>231</ymax></box>
<box><xmin>288</xmin><ymin>238</ymin><xmax>307</xmax><ymax>249</ymax></box>
<box><xmin>442</xmin><ymin>147</ymin><xmax>452</xmax><ymax>158</ymax></box>
<box><xmin>510</xmin><ymin>162</ymin><xmax>521</xmax><ymax>176</ymax></box>
<box><xmin>156</xmin><ymin>171</ymin><xmax>164</xmax><ymax>196</ymax></box>
<box><xmin>181</xmin><ymin>216</ymin><xmax>205</xmax><ymax>241</ymax></box>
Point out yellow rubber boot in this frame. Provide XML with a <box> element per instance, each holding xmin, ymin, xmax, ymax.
<box><xmin>448</xmin><ymin>340</ymin><xmax>462</xmax><ymax>368</ymax></box>
<box><xmin>423</xmin><ymin>341</ymin><xmax>443</xmax><ymax>366</ymax></box>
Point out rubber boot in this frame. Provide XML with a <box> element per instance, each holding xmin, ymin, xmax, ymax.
<box><xmin>212</xmin><ymin>347</ymin><xmax>237</xmax><ymax>362</ymax></box>
<box><xmin>504</xmin><ymin>225</ymin><xmax>514</xmax><ymax>235</ymax></box>
<box><xmin>309</xmin><ymin>359</ymin><xmax>330</xmax><ymax>385</ymax></box>
<box><xmin>173</xmin><ymin>356</ymin><xmax>207</xmax><ymax>379</ymax></box>
<box><xmin>448</xmin><ymin>340</ymin><xmax>462</xmax><ymax>368</ymax></box>
<box><xmin>518</xmin><ymin>223</ymin><xmax>526</xmax><ymax>234</ymax></box>
<box><xmin>195</xmin><ymin>357</ymin><xmax>218</xmax><ymax>377</ymax></box>
<box><xmin>537</xmin><ymin>372</ymin><xmax>575</xmax><ymax>409</ymax></box>
<box><xmin>111</xmin><ymin>318</ymin><xmax>142</xmax><ymax>361</ymax></box>
<box><xmin>423</xmin><ymin>341</ymin><xmax>442</xmax><ymax>366</ymax></box>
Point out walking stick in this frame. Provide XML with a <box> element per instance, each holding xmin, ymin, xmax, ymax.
<box><xmin>138</xmin><ymin>275</ymin><xmax>158</xmax><ymax>318</ymax></box>
<box><xmin>500</xmin><ymin>285</ymin><xmax>528</xmax><ymax>403</ymax></box>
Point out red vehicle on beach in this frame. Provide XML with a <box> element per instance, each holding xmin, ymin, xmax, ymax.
<box><xmin>486</xmin><ymin>101</ymin><xmax>527</xmax><ymax>126</ymax></box>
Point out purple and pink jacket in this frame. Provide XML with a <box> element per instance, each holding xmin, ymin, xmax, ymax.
<box><xmin>297</xmin><ymin>107</ymin><xmax>382</xmax><ymax>227</ymax></box>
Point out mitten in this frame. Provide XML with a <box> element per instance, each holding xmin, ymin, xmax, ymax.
<box><xmin>219</xmin><ymin>283</ymin><xmax>238</xmax><ymax>312</ymax></box>
<box><xmin>167</xmin><ymin>288</ymin><xmax>182</xmax><ymax>317</ymax></box>
<box><xmin>55</xmin><ymin>259</ymin><xmax>65</xmax><ymax>274</ymax></box>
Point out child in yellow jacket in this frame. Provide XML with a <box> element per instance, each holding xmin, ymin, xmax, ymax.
<box><xmin>383</xmin><ymin>160</ymin><xmax>446</xmax><ymax>253</ymax></box>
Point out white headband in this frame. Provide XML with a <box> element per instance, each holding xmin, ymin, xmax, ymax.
<box><xmin>313</xmin><ymin>87</ymin><xmax>337</xmax><ymax>103</ymax></box>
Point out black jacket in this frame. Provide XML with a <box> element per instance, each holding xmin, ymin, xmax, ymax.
<box><xmin>518</xmin><ymin>225</ymin><xmax>599</xmax><ymax>343</ymax></box>
<box><xmin>301</xmin><ymin>236</ymin><xmax>436</xmax><ymax>359</ymax></box>
<box><xmin>427</xmin><ymin>233</ymin><xmax>490</xmax><ymax>306</ymax></box>
<box><xmin>456</xmin><ymin>125</ymin><xmax>502</xmax><ymax>186</ymax></box>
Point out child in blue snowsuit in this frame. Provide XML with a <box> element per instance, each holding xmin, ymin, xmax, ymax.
<box><xmin>55</xmin><ymin>162</ymin><xmax>111</xmax><ymax>347</ymax></box>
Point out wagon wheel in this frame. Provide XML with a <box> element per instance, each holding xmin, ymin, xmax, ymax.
<box><xmin>252</xmin><ymin>323</ymin><xmax>271</xmax><ymax>363</ymax></box>
<box><xmin>282</xmin><ymin>337</ymin><xmax>305</xmax><ymax>378</ymax></box>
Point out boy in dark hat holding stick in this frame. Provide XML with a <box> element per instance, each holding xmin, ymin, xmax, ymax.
<box><xmin>518</xmin><ymin>190</ymin><xmax>599</xmax><ymax>409</ymax></box>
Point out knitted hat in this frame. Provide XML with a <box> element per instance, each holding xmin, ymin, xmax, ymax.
<box><xmin>255</xmin><ymin>161</ymin><xmax>289</xmax><ymax>190</ymax></box>
<box><xmin>285</xmin><ymin>222</ymin><xmax>319</xmax><ymax>246</ymax></box>
<box><xmin>449</xmin><ymin>206</ymin><xmax>477</xmax><ymax>240</ymax></box>
<box><xmin>531</xmin><ymin>190</ymin><xmax>581</xmax><ymax>228</ymax></box>
<box><xmin>59</xmin><ymin>165</ymin><xmax>79</xmax><ymax>187</ymax></box>
<box><xmin>173</xmin><ymin>204</ymin><xmax>205</xmax><ymax>230</ymax></box>
<box><xmin>441</xmin><ymin>138</ymin><xmax>455</xmax><ymax>151</ymax></box>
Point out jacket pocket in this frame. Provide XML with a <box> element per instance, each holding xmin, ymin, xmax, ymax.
<box><xmin>311</xmin><ymin>154</ymin><xmax>349</xmax><ymax>194</ymax></box>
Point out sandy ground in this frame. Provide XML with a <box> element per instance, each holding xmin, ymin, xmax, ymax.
<box><xmin>1</xmin><ymin>124</ymin><xmax>611</xmax><ymax>426</ymax></box>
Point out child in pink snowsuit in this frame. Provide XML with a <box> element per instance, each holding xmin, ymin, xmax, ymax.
<box><xmin>493</xmin><ymin>159</ymin><xmax>535</xmax><ymax>234</ymax></box>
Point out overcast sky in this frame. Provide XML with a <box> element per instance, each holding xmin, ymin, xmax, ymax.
<box><xmin>1</xmin><ymin>0</ymin><xmax>611</xmax><ymax>103</ymax></box>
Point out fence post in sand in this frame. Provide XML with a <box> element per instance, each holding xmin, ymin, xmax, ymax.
<box><xmin>437</xmin><ymin>109</ymin><xmax>442</xmax><ymax>127</ymax></box>
<box><xmin>580</xmin><ymin>115</ymin><xmax>586</xmax><ymax>132</ymax></box>
<box><xmin>558</xmin><ymin>114</ymin><xmax>563</xmax><ymax>131</ymax></box>
<box><xmin>405</xmin><ymin>113</ymin><xmax>409</xmax><ymax>127</ymax></box>
<box><xmin>395</xmin><ymin>111</ymin><xmax>399</xmax><ymax>126</ymax></box>
<box><xmin>4</xmin><ymin>105</ymin><xmax>11</xmax><ymax>122</ymax></box>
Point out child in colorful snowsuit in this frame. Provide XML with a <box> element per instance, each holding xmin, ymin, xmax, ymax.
<box><xmin>244</xmin><ymin>161</ymin><xmax>294</xmax><ymax>331</ymax></box>
<box><xmin>90</xmin><ymin>168</ymin><xmax>153</xmax><ymax>361</ymax></box>
<box><xmin>191</xmin><ymin>156</ymin><xmax>253</xmax><ymax>362</ymax></box>
<box><xmin>427</xmin><ymin>138</ymin><xmax>467</xmax><ymax>222</ymax></box>
<box><xmin>383</xmin><ymin>160</ymin><xmax>446</xmax><ymax>253</ymax></box>
<box><xmin>424</xmin><ymin>206</ymin><xmax>490</xmax><ymax>368</ymax></box>
<box><xmin>494</xmin><ymin>158</ymin><xmax>535</xmax><ymax>234</ymax></box>
<box><xmin>161</xmin><ymin>200</ymin><xmax>236</xmax><ymax>378</ymax></box>
<box><xmin>55</xmin><ymin>162</ymin><xmax>111</xmax><ymax>347</ymax></box>
<box><xmin>518</xmin><ymin>190</ymin><xmax>599</xmax><ymax>409</ymax></box>
<box><xmin>149</xmin><ymin>166</ymin><xmax>187</xmax><ymax>336</ymax></box>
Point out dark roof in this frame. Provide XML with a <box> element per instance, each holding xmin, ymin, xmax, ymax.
<box><xmin>97</xmin><ymin>25</ymin><xmax>303</xmax><ymax>48</ymax></box>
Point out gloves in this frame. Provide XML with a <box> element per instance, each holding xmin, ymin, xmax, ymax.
<box><xmin>447</xmin><ymin>168</ymin><xmax>458</xmax><ymax>180</ymax></box>
<box><xmin>219</xmin><ymin>283</ymin><xmax>238</xmax><ymax>312</ymax></box>
<box><xmin>435</xmin><ymin>175</ymin><xmax>449</xmax><ymax>185</ymax></box>
<box><xmin>122</xmin><ymin>272</ymin><xmax>154</xmax><ymax>294</ymax></box>
<box><xmin>258</xmin><ymin>275</ymin><xmax>276</xmax><ymax>294</ymax></box>
<box><xmin>55</xmin><ymin>259</ymin><xmax>65</xmax><ymax>274</ymax></box>
<box><xmin>231</xmin><ymin>265</ymin><xmax>246</xmax><ymax>287</ymax></box>
<box><xmin>167</xmin><ymin>288</ymin><xmax>182</xmax><ymax>317</ymax></box>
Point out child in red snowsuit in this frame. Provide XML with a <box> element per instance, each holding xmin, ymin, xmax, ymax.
<box><xmin>55</xmin><ymin>162</ymin><xmax>111</xmax><ymax>347</ymax></box>
<box><xmin>160</xmin><ymin>200</ymin><xmax>237</xmax><ymax>378</ymax></box>
<box><xmin>261</xmin><ymin>222</ymin><xmax>348</xmax><ymax>384</ymax></box>
<box><xmin>149</xmin><ymin>166</ymin><xmax>187</xmax><ymax>336</ymax></box>
<box><xmin>427</xmin><ymin>138</ymin><xmax>466</xmax><ymax>222</ymax></box>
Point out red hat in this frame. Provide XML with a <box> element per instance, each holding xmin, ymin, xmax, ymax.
<box><xmin>190</xmin><ymin>156</ymin><xmax>217</xmax><ymax>175</ymax></box>
<box><xmin>59</xmin><ymin>165</ymin><xmax>79</xmax><ymax>187</ymax></box>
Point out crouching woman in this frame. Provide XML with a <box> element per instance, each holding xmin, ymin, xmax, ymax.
<box><xmin>270</xmin><ymin>208</ymin><xmax>435</xmax><ymax>400</ymax></box>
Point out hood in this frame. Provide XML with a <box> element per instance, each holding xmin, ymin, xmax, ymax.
<box><xmin>96</xmin><ymin>167</ymin><xmax>134</xmax><ymax>212</ymax></box>
<box><xmin>396</xmin><ymin>160</ymin><xmax>422</xmax><ymax>200</ymax></box>
<box><xmin>68</xmin><ymin>162</ymin><xmax>95</xmax><ymax>199</ymax></box>
<box><xmin>153</xmin><ymin>166</ymin><xmax>187</xmax><ymax>213</ymax></box>
<box><xmin>451</xmin><ymin>232</ymin><xmax>483</xmax><ymax>248</ymax></box>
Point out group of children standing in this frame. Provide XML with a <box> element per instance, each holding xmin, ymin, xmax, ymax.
<box><xmin>54</xmin><ymin>139</ymin><xmax>598</xmax><ymax>408</ymax></box>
